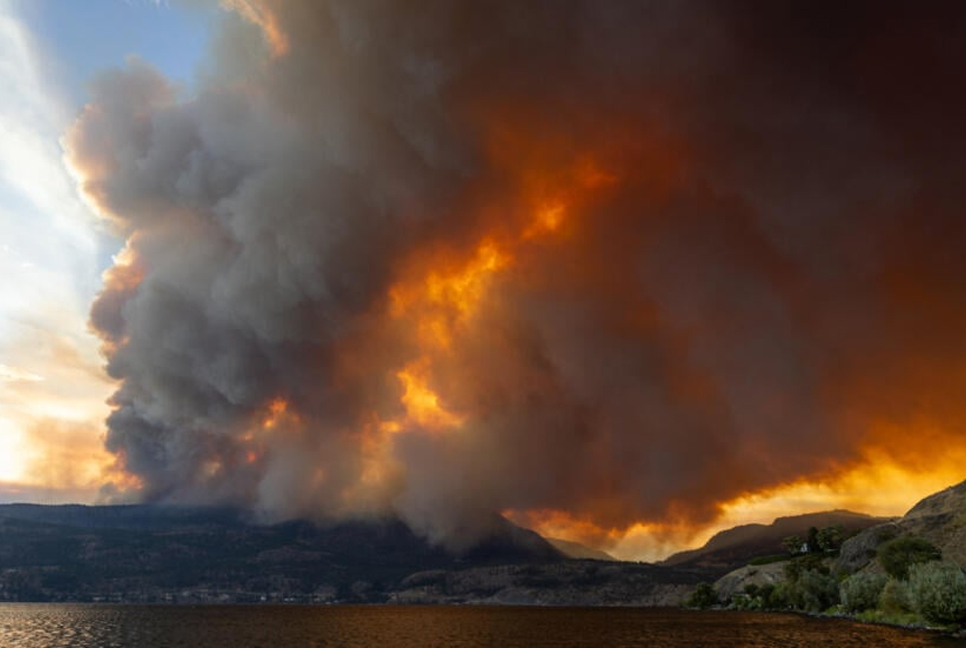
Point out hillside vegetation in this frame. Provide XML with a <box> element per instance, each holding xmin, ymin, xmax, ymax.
<box><xmin>699</xmin><ymin>479</ymin><xmax>966</xmax><ymax>630</ymax></box>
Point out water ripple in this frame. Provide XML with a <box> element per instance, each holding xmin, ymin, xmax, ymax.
<box><xmin>0</xmin><ymin>604</ymin><xmax>956</xmax><ymax>647</ymax></box>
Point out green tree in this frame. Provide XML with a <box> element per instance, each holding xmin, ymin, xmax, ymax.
<box><xmin>877</xmin><ymin>536</ymin><xmax>941</xmax><ymax>580</ymax></box>
<box><xmin>839</xmin><ymin>572</ymin><xmax>887</xmax><ymax>612</ymax></box>
<box><xmin>806</xmin><ymin>526</ymin><xmax>820</xmax><ymax>553</ymax></box>
<box><xmin>686</xmin><ymin>582</ymin><xmax>718</xmax><ymax>609</ymax></box>
<box><xmin>782</xmin><ymin>534</ymin><xmax>804</xmax><ymax>555</ymax></box>
<box><xmin>908</xmin><ymin>561</ymin><xmax>966</xmax><ymax>624</ymax></box>
<box><xmin>777</xmin><ymin>550</ymin><xmax>839</xmax><ymax>613</ymax></box>
<box><xmin>816</xmin><ymin>525</ymin><xmax>845</xmax><ymax>552</ymax></box>
<box><xmin>784</xmin><ymin>553</ymin><xmax>828</xmax><ymax>582</ymax></box>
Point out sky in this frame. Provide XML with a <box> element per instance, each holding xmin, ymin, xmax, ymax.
<box><xmin>0</xmin><ymin>0</ymin><xmax>211</xmax><ymax>502</ymax></box>
<box><xmin>2</xmin><ymin>0</ymin><xmax>966</xmax><ymax>561</ymax></box>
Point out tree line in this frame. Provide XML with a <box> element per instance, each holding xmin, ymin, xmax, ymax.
<box><xmin>686</xmin><ymin>528</ymin><xmax>966</xmax><ymax>628</ymax></box>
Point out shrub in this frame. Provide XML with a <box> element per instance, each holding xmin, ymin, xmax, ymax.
<box><xmin>757</xmin><ymin>583</ymin><xmax>776</xmax><ymax>609</ymax></box>
<box><xmin>839</xmin><ymin>572</ymin><xmax>887</xmax><ymax>612</ymax></box>
<box><xmin>686</xmin><ymin>582</ymin><xmax>718</xmax><ymax>609</ymax></box>
<box><xmin>768</xmin><ymin>581</ymin><xmax>793</xmax><ymax>609</ymax></box>
<box><xmin>784</xmin><ymin>554</ymin><xmax>828</xmax><ymax>581</ymax></box>
<box><xmin>730</xmin><ymin>593</ymin><xmax>756</xmax><ymax>610</ymax></box>
<box><xmin>878</xmin><ymin>578</ymin><xmax>913</xmax><ymax>615</ymax></box>
<box><xmin>908</xmin><ymin>561</ymin><xmax>966</xmax><ymax>625</ymax></box>
<box><xmin>792</xmin><ymin>569</ymin><xmax>840</xmax><ymax>612</ymax></box>
<box><xmin>877</xmin><ymin>536</ymin><xmax>941</xmax><ymax>580</ymax></box>
<box><xmin>776</xmin><ymin>568</ymin><xmax>839</xmax><ymax>612</ymax></box>
<box><xmin>730</xmin><ymin>584</ymin><xmax>766</xmax><ymax>610</ymax></box>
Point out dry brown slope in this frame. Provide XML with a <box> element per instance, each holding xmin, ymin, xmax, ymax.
<box><xmin>663</xmin><ymin>510</ymin><xmax>888</xmax><ymax>577</ymax></box>
<box><xmin>838</xmin><ymin>478</ymin><xmax>966</xmax><ymax>573</ymax></box>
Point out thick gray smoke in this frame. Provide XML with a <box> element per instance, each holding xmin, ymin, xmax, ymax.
<box><xmin>68</xmin><ymin>1</ymin><xmax>966</xmax><ymax>548</ymax></box>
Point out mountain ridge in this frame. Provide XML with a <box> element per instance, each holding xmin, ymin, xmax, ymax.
<box><xmin>546</xmin><ymin>537</ymin><xmax>616</xmax><ymax>561</ymax></box>
<box><xmin>662</xmin><ymin>509</ymin><xmax>891</xmax><ymax>576</ymax></box>
<box><xmin>837</xmin><ymin>478</ymin><xmax>966</xmax><ymax>574</ymax></box>
<box><xmin>0</xmin><ymin>503</ymin><xmax>565</xmax><ymax>602</ymax></box>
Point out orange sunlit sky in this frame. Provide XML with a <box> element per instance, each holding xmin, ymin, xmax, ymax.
<box><xmin>2</xmin><ymin>0</ymin><xmax>966</xmax><ymax>561</ymax></box>
<box><xmin>0</xmin><ymin>0</ymin><xmax>212</xmax><ymax>501</ymax></box>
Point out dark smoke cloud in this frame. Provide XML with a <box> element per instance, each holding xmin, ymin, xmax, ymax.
<box><xmin>67</xmin><ymin>1</ymin><xmax>966</xmax><ymax>546</ymax></box>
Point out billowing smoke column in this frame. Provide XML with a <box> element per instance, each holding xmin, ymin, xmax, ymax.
<box><xmin>67</xmin><ymin>1</ymin><xmax>966</xmax><ymax>549</ymax></box>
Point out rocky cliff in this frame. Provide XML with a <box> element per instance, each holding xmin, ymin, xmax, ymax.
<box><xmin>837</xmin><ymin>479</ymin><xmax>966</xmax><ymax>574</ymax></box>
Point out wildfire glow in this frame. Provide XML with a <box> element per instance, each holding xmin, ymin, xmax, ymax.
<box><xmin>261</xmin><ymin>397</ymin><xmax>289</xmax><ymax>429</ymax></box>
<box><xmin>396</xmin><ymin>363</ymin><xmax>465</xmax><ymax>430</ymax></box>
<box><xmin>512</xmin><ymin>441</ymin><xmax>966</xmax><ymax>562</ymax></box>
<box><xmin>524</xmin><ymin>203</ymin><xmax>565</xmax><ymax>238</ymax></box>
<box><xmin>425</xmin><ymin>242</ymin><xmax>508</xmax><ymax>316</ymax></box>
<box><xmin>717</xmin><ymin>447</ymin><xmax>966</xmax><ymax>526</ymax></box>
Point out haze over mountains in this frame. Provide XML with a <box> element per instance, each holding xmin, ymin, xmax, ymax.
<box><xmin>0</xmin><ymin>489</ymin><xmax>935</xmax><ymax>606</ymax></box>
<box><xmin>0</xmin><ymin>505</ymin><xmax>561</xmax><ymax>603</ymax></box>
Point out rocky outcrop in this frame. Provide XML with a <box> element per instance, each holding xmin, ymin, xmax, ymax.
<box><xmin>835</xmin><ymin>479</ymin><xmax>966</xmax><ymax>575</ymax></box>
<box><xmin>906</xmin><ymin>480</ymin><xmax>966</xmax><ymax>520</ymax></box>
<box><xmin>713</xmin><ymin>562</ymin><xmax>787</xmax><ymax>601</ymax></box>
<box><xmin>835</xmin><ymin>523</ymin><xmax>900</xmax><ymax>574</ymax></box>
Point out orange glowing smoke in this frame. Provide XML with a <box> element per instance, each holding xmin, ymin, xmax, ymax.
<box><xmin>503</xmin><ymin>508</ymin><xmax>626</xmax><ymax>549</ymax></box>
<box><xmin>221</xmin><ymin>0</ymin><xmax>289</xmax><ymax>57</ymax></box>
<box><xmin>67</xmin><ymin>0</ymin><xmax>966</xmax><ymax>560</ymax></box>
<box><xmin>372</xmin><ymin>151</ymin><xmax>621</xmax><ymax>444</ymax></box>
<box><xmin>389</xmin><ymin>240</ymin><xmax>509</xmax><ymax>350</ymax></box>
<box><xmin>425</xmin><ymin>242</ymin><xmax>507</xmax><ymax>316</ymax></box>
<box><xmin>340</xmin><ymin>154</ymin><xmax>624</xmax><ymax>520</ymax></box>
<box><xmin>396</xmin><ymin>362</ymin><xmax>465</xmax><ymax>430</ymax></box>
<box><xmin>512</xmin><ymin>441</ymin><xmax>966</xmax><ymax>562</ymax></box>
<box><xmin>524</xmin><ymin>203</ymin><xmax>565</xmax><ymax>239</ymax></box>
<box><xmin>504</xmin><ymin>507</ymin><xmax>705</xmax><ymax>563</ymax></box>
<box><xmin>261</xmin><ymin>397</ymin><xmax>290</xmax><ymax>429</ymax></box>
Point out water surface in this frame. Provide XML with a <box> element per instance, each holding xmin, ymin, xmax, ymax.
<box><xmin>0</xmin><ymin>604</ymin><xmax>959</xmax><ymax>647</ymax></box>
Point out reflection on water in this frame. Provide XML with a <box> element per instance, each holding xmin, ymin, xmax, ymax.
<box><xmin>0</xmin><ymin>604</ymin><xmax>958</xmax><ymax>647</ymax></box>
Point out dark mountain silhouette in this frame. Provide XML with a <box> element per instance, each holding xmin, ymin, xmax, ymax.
<box><xmin>0</xmin><ymin>504</ymin><xmax>561</xmax><ymax>602</ymax></box>
<box><xmin>0</xmin><ymin>503</ymin><xmax>903</xmax><ymax>604</ymax></box>
<box><xmin>662</xmin><ymin>510</ymin><xmax>890</xmax><ymax>576</ymax></box>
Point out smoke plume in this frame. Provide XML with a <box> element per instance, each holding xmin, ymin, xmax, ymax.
<box><xmin>66</xmin><ymin>1</ymin><xmax>966</xmax><ymax>550</ymax></box>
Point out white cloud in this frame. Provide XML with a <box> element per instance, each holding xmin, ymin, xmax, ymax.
<box><xmin>0</xmin><ymin>364</ymin><xmax>43</xmax><ymax>382</ymax></box>
<box><xmin>0</xmin><ymin>3</ymin><xmax>117</xmax><ymax>492</ymax></box>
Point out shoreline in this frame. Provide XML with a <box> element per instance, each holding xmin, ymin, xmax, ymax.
<box><xmin>695</xmin><ymin>605</ymin><xmax>965</xmax><ymax>640</ymax></box>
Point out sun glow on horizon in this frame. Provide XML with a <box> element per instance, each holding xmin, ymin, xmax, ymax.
<box><xmin>508</xmin><ymin>443</ymin><xmax>966</xmax><ymax>562</ymax></box>
<box><xmin>0</xmin><ymin>427</ymin><xmax>26</xmax><ymax>483</ymax></box>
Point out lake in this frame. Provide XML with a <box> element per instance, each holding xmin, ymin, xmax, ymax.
<box><xmin>0</xmin><ymin>604</ymin><xmax>960</xmax><ymax>647</ymax></box>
